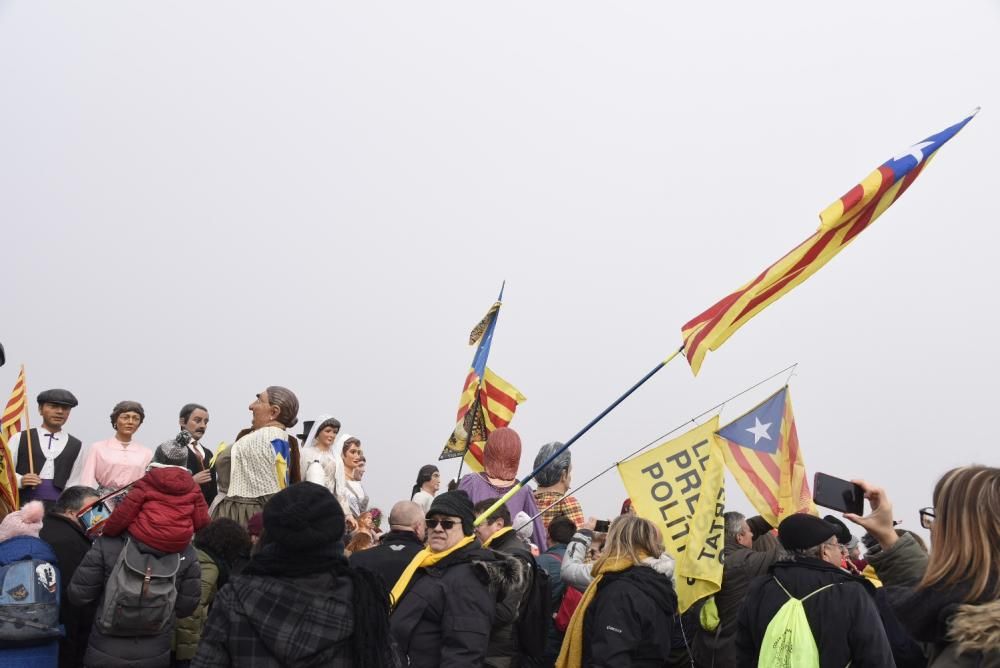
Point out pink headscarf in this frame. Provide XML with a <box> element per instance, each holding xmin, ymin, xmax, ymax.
<box><xmin>483</xmin><ymin>428</ymin><xmax>522</xmax><ymax>480</ymax></box>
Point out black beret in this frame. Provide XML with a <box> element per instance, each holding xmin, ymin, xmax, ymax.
<box><xmin>746</xmin><ymin>515</ymin><xmax>773</xmax><ymax>540</ymax></box>
<box><xmin>37</xmin><ymin>389</ymin><xmax>78</xmax><ymax>408</ymax></box>
<box><xmin>778</xmin><ymin>513</ymin><xmax>837</xmax><ymax>550</ymax></box>
<box><xmin>823</xmin><ymin>515</ymin><xmax>853</xmax><ymax>545</ymax></box>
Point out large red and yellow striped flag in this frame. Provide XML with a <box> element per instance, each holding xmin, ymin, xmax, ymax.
<box><xmin>717</xmin><ymin>386</ymin><xmax>814</xmax><ymax>526</ymax></box>
<box><xmin>442</xmin><ymin>367</ymin><xmax>527</xmax><ymax>472</ymax></box>
<box><xmin>0</xmin><ymin>368</ymin><xmax>26</xmax><ymax>511</ymax></box>
<box><xmin>681</xmin><ymin>110</ymin><xmax>978</xmax><ymax>375</ymax></box>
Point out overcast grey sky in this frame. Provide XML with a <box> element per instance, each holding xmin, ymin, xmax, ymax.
<box><xmin>2</xmin><ymin>1</ymin><xmax>998</xmax><ymax>534</ymax></box>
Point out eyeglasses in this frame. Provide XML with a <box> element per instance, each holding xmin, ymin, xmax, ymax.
<box><xmin>919</xmin><ymin>507</ymin><xmax>935</xmax><ymax>530</ymax></box>
<box><xmin>425</xmin><ymin>518</ymin><xmax>459</xmax><ymax>531</ymax></box>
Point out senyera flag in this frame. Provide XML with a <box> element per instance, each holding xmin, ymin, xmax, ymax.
<box><xmin>682</xmin><ymin>109</ymin><xmax>978</xmax><ymax>375</ymax></box>
<box><xmin>0</xmin><ymin>367</ymin><xmax>27</xmax><ymax>513</ymax></box>
<box><xmin>440</xmin><ymin>289</ymin><xmax>526</xmax><ymax>472</ymax></box>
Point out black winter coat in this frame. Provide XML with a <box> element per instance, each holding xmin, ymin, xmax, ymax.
<box><xmin>390</xmin><ymin>543</ymin><xmax>498</xmax><ymax>668</ymax></box>
<box><xmin>482</xmin><ymin>530</ymin><xmax>534</xmax><ymax>668</ymax></box>
<box><xmin>349</xmin><ymin>530</ymin><xmax>424</xmax><ymax>589</ymax></box>
<box><xmin>692</xmin><ymin>535</ymin><xmax>781</xmax><ymax>667</ymax></box>
<box><xmin>67</xmin><ymin>535</ymin><xmax>201</xmax><ymax>668</ymax></box>
<box><xmin>192</xmin><ymin>570</ymin><xmax>361</xmax><ymax>667</ymax></box>
<box><xmin>39</xmin><ymin>511</ymin><xmax>97</xmax><ymax>668</ymax></box>
<box><xmin>736</xmin><ymin>557</ymin><xmax>895</xmax><ymax>668</ymax></box>
<box><xmin>582</xmin><ymin>560</ymin><xmax>678</xmax><ymax>667</ymax></box>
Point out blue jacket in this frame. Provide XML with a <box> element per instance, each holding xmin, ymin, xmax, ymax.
<box><xmin>0</xmin><ymin>535</ymin><xmax>59</xmax><ymax>567</ymax></box>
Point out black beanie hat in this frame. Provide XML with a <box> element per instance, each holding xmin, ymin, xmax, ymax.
<box><xmin>428</xmin><ymin>490</ymin><xmax>476</xmax><ymax>536</ymax></box>
<box><xmin>263</xmin><ymin>481</ymin><xmax>345</xmax><ymax>550</ymax></box>
<box><xmin>778</xmin><ymin>513</ymin><xmax>837</xmax><ymax>550</ymax></box>
<box><xmin>823</xmin><ymin>515</ymin><xmax>853</xmax><ymax>545</ymax></box>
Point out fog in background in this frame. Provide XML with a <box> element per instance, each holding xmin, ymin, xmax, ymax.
<box><xmin>2</xmin><ymin>2</ymin><xmax>998</xmax><ymax>541</ymax></box>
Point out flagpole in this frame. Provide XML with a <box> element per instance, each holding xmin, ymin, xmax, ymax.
<box><xmin>513</xmin><ymin>361</ymin><xmax>800</xmax><ymax>532</ymax></box>
<box><xmin>452</xmin><ymin>281</ymin><xmax>506</xmax><ymax>484</ymax></box>
<box><xmin>453</xmin><ymin>391</ymin><xmax>482</xmax><ymax>483</ymax></box>
<box><xmin>474</xmin><ymin>346</ymin><xmax>685</xmax><ymax>527</ymax></box>
<box><xmin>20</xmin><ymin>366</ymin><xmax>35</xmax><ymax>476</ymax></box>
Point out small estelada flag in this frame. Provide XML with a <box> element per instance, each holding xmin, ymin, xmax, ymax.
<box><xmin>716</xmin><ymin>386</ymin><xmax>815</xmax><ymax>526</ymax></box>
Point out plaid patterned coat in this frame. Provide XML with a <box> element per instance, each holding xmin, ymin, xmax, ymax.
<box><xmin>191</xmin><ymin>571</ymin><xmax>358</xmax><ymax>667</ymax></box>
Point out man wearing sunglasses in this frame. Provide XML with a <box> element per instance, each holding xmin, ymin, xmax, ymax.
<box><xmin>390</xmin><ymin>490</ymin><xmax>500</xmax><ymax>667</ymax></box>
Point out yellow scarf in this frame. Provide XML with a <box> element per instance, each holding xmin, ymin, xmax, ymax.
<box><xmin>555</xmin><ymin>554</ymin><xmax>648</xmax><ymax>668</ymax></box>
<box><xmin>390</xmin><ymin>535</ymin><xmax>475</xmax><ymax>608</ymax></box>
<box><xmin>483</xmin><ymin>526</ymin><xmax>513</xmax><ymax>547</ymax></box>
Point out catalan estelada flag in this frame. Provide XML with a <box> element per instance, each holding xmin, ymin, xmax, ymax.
<box><xmin>682</xmin><ymin>109</ymin><xmax>978</xmax><ymax>375</ymax></box>
<box><xmin>441</xmin><ymin>290</ymin><xmax>527</xmax><ymax>471</ymax></box>
<box><xmin>716</xmin><ymin>386</ymin><xmax>814</xmax><ymax>526</ymax></box>
<box><xmin>0</xmin><ymin>368</ymin><xmax>27</xmax><ymax>512</ymax></box>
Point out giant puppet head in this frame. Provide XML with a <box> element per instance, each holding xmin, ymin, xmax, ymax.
<box><xmin>483</xmin><ymin>427</ymin><xmax>521</xmax><ymax>481</ymax></box>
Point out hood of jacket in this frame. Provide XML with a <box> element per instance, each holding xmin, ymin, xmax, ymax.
<box><xmin>145</xmin><ymin>464</ymin><xmax>200</xmax><ymax>495</ymax></box>
<box><xmin>474</xmin><ymin>549</ymin><xmax>531</xmax><ymax>600</ymax></box>
<box><xmin>948</xmin><ymin>598</ymin><xmax>1000</xmax><ymax>655</ymax></box>
<box><xmin>603</xmin><ymin>557</ymin><xmax>678</xmax><ymax>613</ymax></box>
<box><xmin>769</xmin><ymin>556</ymin><xmax>877</xmax><ymax>596</ymax></box>
<box><xmin>0</xmin><ymin>535</ymin><xmax>57</xmax><ymax>565</ymax></box>
<box><xmin>229</xmin><ymin>572</ymin><xmax>354</xmax><ymax>662</ymax></box>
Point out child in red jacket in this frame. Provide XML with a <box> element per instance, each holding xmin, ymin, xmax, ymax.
<box><xmin>102</xmin><ymin>433</ymin><xmax>211</xmax><ymax>552</ymax></box>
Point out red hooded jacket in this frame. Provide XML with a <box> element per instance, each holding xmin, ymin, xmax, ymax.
<box><xmin>102</xmin><ymin>465</ymin><xmax>211</xmax><ymax>553</ymax></box>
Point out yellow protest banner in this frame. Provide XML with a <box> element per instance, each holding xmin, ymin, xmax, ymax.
<box><xmin>618</xmin><ymin>417</ymin><xmax>726</xmax><ymax>612</ymax></box>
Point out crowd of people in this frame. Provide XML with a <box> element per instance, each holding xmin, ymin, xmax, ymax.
<box><xmin>1</xmin><ymin>385</ymin><xmax>998</xmax><ymax>667</ymax></box>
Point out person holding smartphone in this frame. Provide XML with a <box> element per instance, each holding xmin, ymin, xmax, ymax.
<box><xmin>846</xmin><ymin>467</ymin><xmax>1000</xmax><ymax>666</ymax></box>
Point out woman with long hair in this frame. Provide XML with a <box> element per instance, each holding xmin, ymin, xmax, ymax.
<box><xmin>332</xmin><ymin>434</ymin><xmax>367</xmax><ymax>521</ymax></box>
<box><xmin>848</xmin><ymin>466</ymin><xmax>1000</xmax><ymax>666</ymax></box>
<box><xmin>410</xmin><ymin>464</ymin><xmax>440</xmax><ymax>513</ymax></box>
<box><xmin>556</xmin><ymin>515</ymin><xmax>677</xmax><ymax>667</ymax></box>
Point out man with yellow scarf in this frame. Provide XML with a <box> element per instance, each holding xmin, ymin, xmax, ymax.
<box><xmin>556</xmin><ymin>515</ymin><xmax>678</xmax><ymax>667</ymax></box>
<box><xmin>389</xmin><ymin>490</ymin><xmax>499</xmax><ymax>667</ymax></box>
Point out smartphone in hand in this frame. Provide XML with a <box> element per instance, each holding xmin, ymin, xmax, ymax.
<box><xmin>813</xmin><ymin>472</ymin><xmax>864</xmax><ymax>515</ymax></box>
<box><xmin>594</xmin><ymin>519</ymin><xmax>611</xmax><ymax>533</ymax></box>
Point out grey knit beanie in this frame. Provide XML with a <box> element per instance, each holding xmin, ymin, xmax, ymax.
<box><xmin>154</xmin><ymin>431</ymin><xmax>190</xmax><ymax>467</ymax></box>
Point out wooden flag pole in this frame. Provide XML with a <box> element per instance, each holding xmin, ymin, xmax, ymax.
<box><xmin>453</xmin><ymin>390</ymin><xmax>483</xmax><ymax>484</ymax></box>
<box><xmin>473</xmin><ymin>346</ymin><xmax>685</xmax><ymax>527</ymax></box>
<box><xmin>21</xmin><ymin>365</ymin><xmax>35</xmax><ymax>475</ymax></box>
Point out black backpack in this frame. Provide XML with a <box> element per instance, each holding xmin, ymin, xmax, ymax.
<box><xmin>0</xmin><ymin>549</ymin><xmax>61</xmax><ymax>645</ymax></box>
<box><xmin>515</xmin><ymin>556</ymin><xmax>552</xmax><ymax>666</ymax></box>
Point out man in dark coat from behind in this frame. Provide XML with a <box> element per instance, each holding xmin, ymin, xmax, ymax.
<box><xmin>350</xmin><ymin>499</ymin><xmax>425</xmax><ymax>588</ymax></box>
<box><xmin>38</xmin><ymin>485</ymin><xmax>100</xmax><ymax>668</ymax></box>
<box><xmin>192</xmin><ymin>482</ymin><xmax>397</xmax><ymax>667</ymax></box>
<box><xmin>692</xmin><ymin>512</ymin><xmax>781</xmax><ymax>667</ymax></box>
<box><xmin>736</xmin><ymin>513</ymin><xmax>895</xmax><ymax>667</ymax></box>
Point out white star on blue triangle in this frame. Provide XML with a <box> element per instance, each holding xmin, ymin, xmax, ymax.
<box><xmin>717</xmin><ymin>387</ymin><xmax>787</xmax><ymax>455</ymax></box>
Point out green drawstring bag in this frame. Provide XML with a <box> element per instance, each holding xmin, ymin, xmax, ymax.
<box><xmin>758</xmin><ymin>578</ymin><xmax>838</xmax><ymax>668</ymax></box>
<box><xmin>699</xmin><ymin>596</ymin><xmax>720</xmax><ymax>632</ymax></box>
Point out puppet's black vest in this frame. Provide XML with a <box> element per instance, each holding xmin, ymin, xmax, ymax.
<box><xmin>16</xmin><ymin>429</ymin><xmax>82</xmax><ymax>490</ymax></box>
